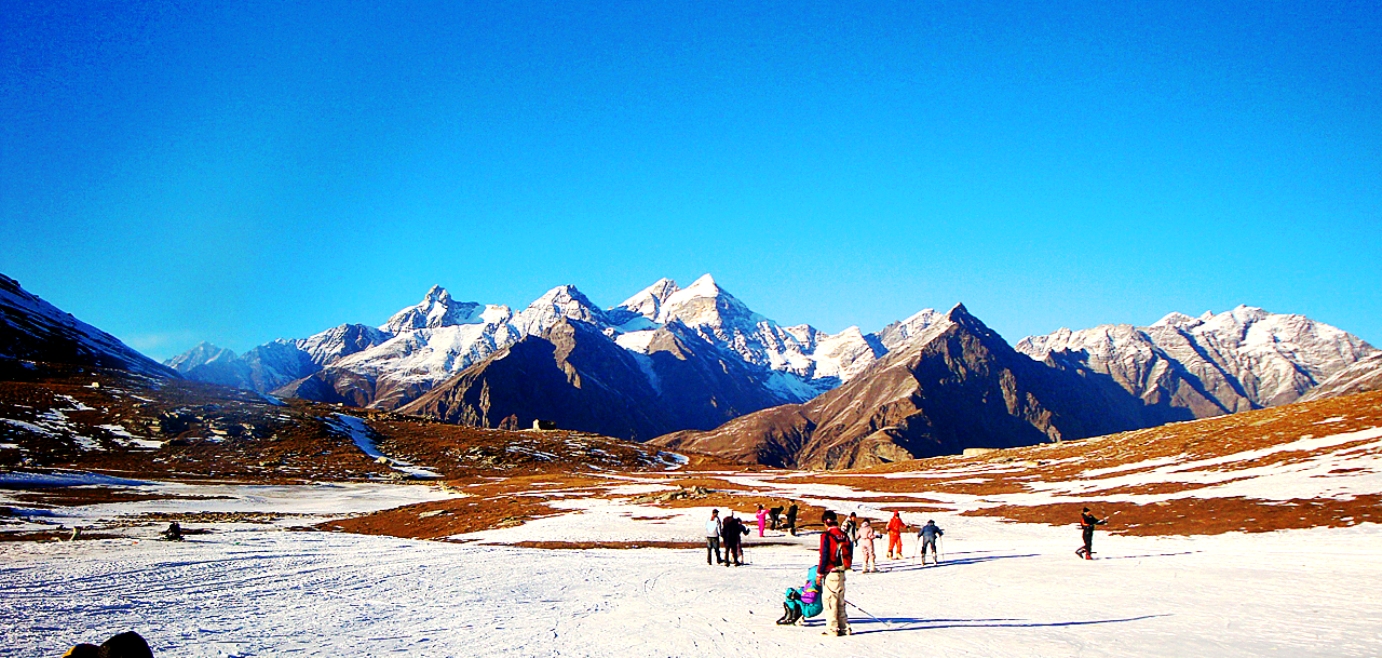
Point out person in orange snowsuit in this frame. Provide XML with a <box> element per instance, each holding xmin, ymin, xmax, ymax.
<box><xmin>886</xmin><ymin>511</ymin><xmax>906</xmax><ymax>559</ymax></box>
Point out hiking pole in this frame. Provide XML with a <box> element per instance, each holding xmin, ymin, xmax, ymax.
<box><xmin>939</xmin><ymin>536</ymin><xmax>945</xmax><ymax>562</ymax></box>
<box><xmin>845</xmin><ymin>600</ymin><xmax>892</xmax><ymax>628</ymax></box>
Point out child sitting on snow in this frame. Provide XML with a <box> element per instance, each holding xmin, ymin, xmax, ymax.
<box><xmin>775</xmin><ymin>566</ymin><xmax>824</xmax><ymax>626</ymax></box>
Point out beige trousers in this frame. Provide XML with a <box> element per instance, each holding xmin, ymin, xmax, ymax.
<box><xmin>823</xmin><ymin>569</ymin><xmax>849</xmax><ymax>633</ymax></box>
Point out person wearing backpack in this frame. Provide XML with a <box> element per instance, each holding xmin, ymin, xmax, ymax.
<box><xmin>815</xmin><ymin>510</ymin><xmax>853</xmax><ymax>636</ymax></box>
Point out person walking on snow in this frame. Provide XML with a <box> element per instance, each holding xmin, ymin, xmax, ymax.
<box><xmin>918</xmin><ymin>519</ymin><xmax>944</xmax><ymax>564</ymax></box>
<box><xmin>1076</xmin><ymin>507</ymin><xmax>1106</xmax><ymax>560</ymax></box>
<box><xmin>756</xmin><ymin>504</ymin><xmax>768</xmax><ymax>537</ymax></box>
<box><xmin>858</xmin><ymin>518</ymin><xmax>878</xmax><ymax>572</ymax></box>
<box><xmin>816</xmin><ymin>510</ymin><xmax>853</xmax><ymax>636</ymax></box>
<box><xmin>705</xmin><ymin>509</ymin><xmax>723</xmax><ymax>565</ymax></box>
<box><xmin>886</xmin><ymin>511</ymin><xmax>906</xmax><ymax>559</ymax></box>
<box><xmin>785</xmin><ymin>503</ymin><xmax>799</xmax><ymax>536</ymax></box>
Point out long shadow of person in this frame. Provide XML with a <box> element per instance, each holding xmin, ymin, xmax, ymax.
<box><xmin>848</xmin><ymin>614</ymin><xmax>1170</xmax><ymax>635</ymax></box>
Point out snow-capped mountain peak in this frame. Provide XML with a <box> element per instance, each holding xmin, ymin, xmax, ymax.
<box><xmin>612</xmin><ymin>278</ymin><xmax>681</xmax><ymax>323</ymax></box>
<box><xmin>876</xmin><ymin>307</ymin><xmax>945</xmax><ymax>350</ymax></box>
<box><xmin>1152</xmin><ymin>311</ymin><xmax>1197</xmax><ymax>328</ymax></box>
<box><xmin>656</xmin><ymin>274</ymin><xmax>764</xmax><ymax>328</ymax></box>
<box><xmin>381</xmin><ymin>286</ymin><xmax>485</xmax><ymax>334</ymax></box>
<box><xmin>165</xmin><ymin>341</ymin><xmax>238</xmax><ymax>371</ymax></box>
<box><xmin>1018</xmin><ymin>306</ymin><xmax>1379</xmax><ymax>412</ymax></box>
<box><xmin>514</xmin><ymin>284</ymin><xmax>607</xmax><ymax>335</ymax></box>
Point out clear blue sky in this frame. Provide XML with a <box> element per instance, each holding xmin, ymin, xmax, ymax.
<box><xmin>3</xmin><ymin>2</ymin><xmax>1379</xmax><ymax>359</ymax></box>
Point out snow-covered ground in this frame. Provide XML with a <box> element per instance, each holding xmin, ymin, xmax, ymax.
<box><xmin>3</xmin><ymin>482</ymin><xmax>1381</xmax><ymax>657</ymax></box>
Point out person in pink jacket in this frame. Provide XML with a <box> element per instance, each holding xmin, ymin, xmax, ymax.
<box><xmin>756</xmin><ymin>503</ymin><xmax>768</xmax><ymax>537</ymax></box>
<box><xmin>858</xmin><ymin>519</ymin><xmax>878</xmax><ymax>572</ymax></box>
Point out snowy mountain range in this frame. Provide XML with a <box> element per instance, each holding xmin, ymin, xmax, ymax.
<box><xmin>164</xmin><ymin>276</ymin><xmax>1381</xmax><ymax>451</ymax></box>
<box><xmin>1016</xmin><ymin>306</ymin><xmax>1377</xmax><ymax>414</ymax></box>
<box><xmin>2</xmin><ymin>268</ymin><xmax>1379</xmax><ymax>466</ymax></box>
<box><xmin>169</xmin><ymin>275</ymin><xmax>904</xmax><ymax>411</ymax></box>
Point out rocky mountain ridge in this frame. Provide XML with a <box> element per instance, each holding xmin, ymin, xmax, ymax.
<box><xmin>0</xmin><ymin>274</ymin><xmax>177</xmax><ymax>378</ymax></box>
<box><xmin>1016</xmin><ymin>306</ymin><xmax>1378</xmax><ymax>414</ymax></box>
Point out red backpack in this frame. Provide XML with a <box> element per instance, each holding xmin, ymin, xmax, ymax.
<box><xmin>827</xmin><ymin>526</ymin><xmax>853</xmax><ymax>570</ymax></box>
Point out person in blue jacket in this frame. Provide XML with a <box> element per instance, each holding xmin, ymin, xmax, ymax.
<box><xmin>918</xmin><ymin>519</ymin><xmax>943</xmax><ymax>564</ymax></box>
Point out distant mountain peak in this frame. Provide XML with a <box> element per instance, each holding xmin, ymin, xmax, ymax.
<box><xmin>685</xmin><ymin>273</ymin><xmax>719</xmax><ymax>294</ymax></box>
<box><xmin>423</xmin><ymin>284</ymin><xmax>449</xmax><ymax>301</ymax></box>
<box><xmin>614</xmin><ymin>278</ymin><xmax>681</xmax><ymax>321</ymax></box>
<box><xmin>165</xmin><ymin>341</ymin><xmax>238</xmax><ymax>372</ymax></box>
<box><xmin>382</xmin><ymin>286</ymin><xmax>483</xmax><ymax>333</ymax></box>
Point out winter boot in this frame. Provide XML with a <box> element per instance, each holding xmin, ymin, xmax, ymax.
<box><xmin>776</xmin><ymin>603</ymin><xmax>795</xmax><ymax>625</ymax></box>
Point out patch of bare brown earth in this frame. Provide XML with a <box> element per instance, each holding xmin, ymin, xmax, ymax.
<box><xmin>10</xmin><ymin>489</ymin><xmax>235</xmax><ymax>507</ymax></box>
<box><xmin>964</xmin><ymin>495</ymin><xmax>1382</xmax><ymax>536</ymax></box>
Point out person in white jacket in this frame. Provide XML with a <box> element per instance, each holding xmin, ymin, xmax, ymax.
<box><xmin>705</xmin><ymin>509</ymin><xmax>723</xmax><ymax>565</ymax></box>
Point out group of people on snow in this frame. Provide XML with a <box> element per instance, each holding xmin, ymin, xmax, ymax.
<box><xmin>711</xmin><ymin>501</ymin><xmax>1110</xmax><ymax>637</ymax></box>
<box><xmin>704</xmin><ymin>508</ymin><xmax>750</xmax><ymax>566</ymax></box>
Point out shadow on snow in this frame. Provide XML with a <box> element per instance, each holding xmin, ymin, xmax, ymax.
<box><xmin>845</xmin><ymin>614</ymin><xmax>1170</xmax><ymax>635</ymax></box>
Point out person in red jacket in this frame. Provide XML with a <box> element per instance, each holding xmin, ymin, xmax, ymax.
<box><xmin>886</xmin><ymin>511</ymin><xmax>906</xmax><ymax>559</ymax></box>
<box><xmin>816</xmin><ymin>510</ymin><xmax>853</xmax><ymax>636</ymax></box>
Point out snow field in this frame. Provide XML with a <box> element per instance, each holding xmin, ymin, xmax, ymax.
<box><xmin>3</xmin><ymin>483</ymin><xmax>1381</xmax><ymax>657</ymax></box>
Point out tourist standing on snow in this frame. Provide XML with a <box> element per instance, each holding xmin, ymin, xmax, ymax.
<box><xmin>756</xmin><ymin>504</ymin><xmax>768</xmax><ymax>537</ymax></box>
<box><xmin>816</xmin><ymin>510</ymin><xmax>853</xmax><ymax>636</ymax></box>
<box><xmin>918</xmin><ymin>519</ymin><xmax>943</xmax><ymax>564</ymax></box>
<box><xmin>722</xmin><ymin>512</ymin><xmax>749</xmax><ymax>566</ymax></box>
<box><xmin>841</xmin><ymin>512</ymin><xmax>859</xmax><ymax>543</ymax></box>
<box><xmin>1076</xmin><ymin>507</ymin><xmax>1106</xmax><ymax>559</ymax></box>
<box><xmin>858</xmin><ymin>519</ymin><xmax>878</xmax><ymax>572</ymax></box>
<box><xmin>705</xmin><ymin>509</ymin><xmax>723</xmax><ymax>565</ymax></box>
<box><xmin>886</xmin><ymin>511</ymin><xmax>906</xmax><ymax>559</ymax></box>
<box><xmin>785</xmin><ymin>504</ymin><xmax>799</xmax><ymax>536</ymax></box>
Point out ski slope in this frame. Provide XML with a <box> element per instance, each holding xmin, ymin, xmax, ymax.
<box><xmin>3</xmin><ymin>484</ymin><xmax>1380</xmax><ymax>658</ymax></box>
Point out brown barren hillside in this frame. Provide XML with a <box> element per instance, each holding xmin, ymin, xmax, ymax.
<box><xmin>0</xmin><ymin>360</ymin><xmax>712</xmax><ymax>484</ymax></box>
<box><xmin>779</xmin><ymin>389</ymin><xmax>1382</xmax><ymax>536</ymax></box>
